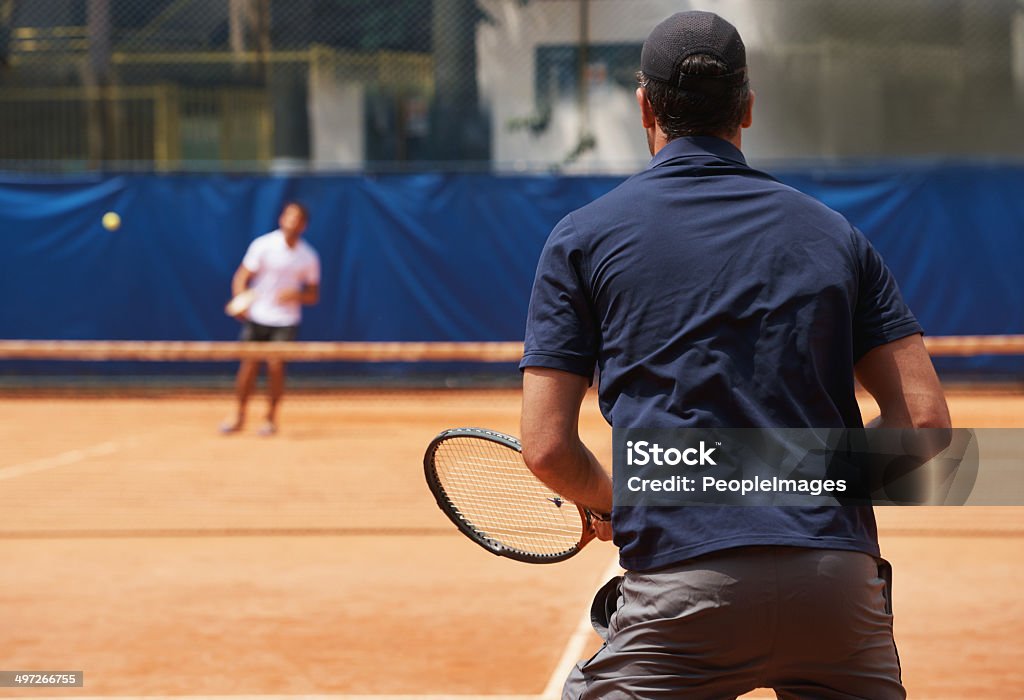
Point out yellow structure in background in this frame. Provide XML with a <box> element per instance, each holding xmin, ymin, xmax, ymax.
<box><xmin>3</xmin><ymin>30</ymin><xmax>432</xmax><ymax>170</ymax></box>
<box><xmin>0</xmin><ymin>84</ymin><xmax>272</xmax><ymax>169</ymax></box>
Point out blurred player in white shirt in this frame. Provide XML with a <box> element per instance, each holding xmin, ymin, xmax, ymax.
<box><xmin>221</xmin><ymin>202</ymin><xmax>320</xmax><ymax>436</ymax></box>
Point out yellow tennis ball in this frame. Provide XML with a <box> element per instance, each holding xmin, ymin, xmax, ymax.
<box><xmin>102</xmin><ymin>212</ymin><xmax>121</xmax><ymax>231</ymax></box>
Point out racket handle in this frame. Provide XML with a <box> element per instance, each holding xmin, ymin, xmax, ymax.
<box><xmin>579</xmin><ymin>508</ymin><xmax>612</xmax><ymax>546</ymax></box>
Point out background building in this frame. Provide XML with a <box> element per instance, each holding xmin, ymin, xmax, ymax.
<box><xmin>2</xmin><ymin>0</ymin><xmax>1023</xmax><ymax>171</ymax></box>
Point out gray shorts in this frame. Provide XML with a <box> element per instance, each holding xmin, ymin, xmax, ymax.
<box><xmin>240</xmin><ymin>321</ymin><xmax>299</xmax><ymax>342</ymax></box>
<box><xmin>564</xmin><ymin>546</ymin><xmax>904</xmax><ymax>700</ymax></box>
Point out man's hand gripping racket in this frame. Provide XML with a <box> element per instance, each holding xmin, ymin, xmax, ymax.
<box><xmin>424</xmin><ymin>427</ymin><xmax>610</xmax><ymax>564</ymax></box>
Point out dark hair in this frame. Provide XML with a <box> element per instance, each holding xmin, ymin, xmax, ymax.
<box><xmin>637</xmin><ymin>54</ymin><xmax>750</xmax><ymax>140</ymax></box>
<box><xmin>282</xmin><ymin>201</ymin><xmax>310</xmax><ymax>223</ymax></box>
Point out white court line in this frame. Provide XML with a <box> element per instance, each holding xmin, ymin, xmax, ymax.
<box><xmin>0</xmin><ymin>440</ymin><xmax>129</xmax><ymax>481</ymax></box>
<box><xmin>541</xmin><ymin>554</ymin><xmax>623</xmax><ymax>699</ymax></box>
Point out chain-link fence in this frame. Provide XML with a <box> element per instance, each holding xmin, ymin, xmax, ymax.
<box><xmin>2</xmin><ymin>0</ymin><xmax>1022</xmax><ymax>172</ymax></box>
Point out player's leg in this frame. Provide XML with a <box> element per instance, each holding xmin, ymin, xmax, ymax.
<box><xmin>259</xmin><ymin>325</ymin><xmax>297</xmax><ymax>436</ymax></box>
<box><xmin>262</xmin><ymin>359</ymin><xmax>285</xmax><ymax>435</ymax></box>
<box><xmin>221</xmin><ymin>321</ymin><xmax>268</xmax><ymax>431</ymax></box>
<box><xmin>564</xmin><ymin>548</ymin><xmax>773</xmax><ymax>700</ymax></box>
<box><xmin>221</xmin><ymin>320</ymin><xmax>266</xmax><ymax>434</ymax></box>
<box><xmin>220</xmin><ymin>359</ymin><xmax>258</xmax><ymax>433</ymax></box>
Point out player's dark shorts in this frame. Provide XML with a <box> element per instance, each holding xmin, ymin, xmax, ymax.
<box><xmin>240</xmin><ymin>321</ymin><xmax>299</xmax><ymax>342</ymax></box>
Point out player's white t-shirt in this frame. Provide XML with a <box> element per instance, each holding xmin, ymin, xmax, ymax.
<box><xmin>241</xmin><ymin>229</ymin><xmax>321</xmax><ymax>328</ymax></box>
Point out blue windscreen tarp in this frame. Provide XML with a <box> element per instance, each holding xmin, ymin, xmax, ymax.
<box><xmin>1</xmin><ymin>165</ymin><xmax>1021</xmax><ymax>375</ymax></box>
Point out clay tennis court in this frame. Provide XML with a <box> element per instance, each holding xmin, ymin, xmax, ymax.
<box><xmin>1</xmin><ymin>387</ymin><xmax>1022</xmax><ymax>699</ymax></box>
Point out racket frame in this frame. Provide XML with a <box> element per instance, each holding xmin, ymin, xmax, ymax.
<box><xmin>424</xmin><ymin>427</ymin><xmax>594</xmax><ymax>564</ymax></box>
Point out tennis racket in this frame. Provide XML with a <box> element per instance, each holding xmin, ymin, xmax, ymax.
<box><xmin>224</xmin><ymin>289</ymin><xmax>256</xmax><ymax>318</ymax></box>
<box><xmin>424</xmin><ymin>427</ymin><xmax>603</xmax><ymax>564</ymax></box>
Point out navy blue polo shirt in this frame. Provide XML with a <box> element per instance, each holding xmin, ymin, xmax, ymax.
<box><xmin>520</xmin><ymin>136</ymin><xmax>923</xmax><ymax>571</ymax></box>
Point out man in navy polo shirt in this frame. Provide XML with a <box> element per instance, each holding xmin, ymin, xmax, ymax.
<box><xmin>519</xmin><ymin>10</ymin><xmax>949</xmax><ymax>700</ymax></box>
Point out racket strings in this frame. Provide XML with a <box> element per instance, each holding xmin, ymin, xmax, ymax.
<box><xmin>433</xmin><ymin>437</ymin><xmax>583</xmax><ymax>556</ymax></box>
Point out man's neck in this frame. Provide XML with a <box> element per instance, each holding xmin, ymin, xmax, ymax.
<box><xmin>651</xmin><ymin>128</ymin><xmax>742</xmax><ymax>157</ymax></box>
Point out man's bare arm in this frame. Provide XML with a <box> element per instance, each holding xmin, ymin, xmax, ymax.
<box><xmin>855</xmin><ymin>334</ymin><xmax>950</xmax><ymax>429</ymax></box>
<box><xmin>856</xmin><ymin>333</ymin><xmax>953</xmax><ymax>481</ymax></box>
<box><xmin>521</xmin><ymin>367</ymin><xmax>613</xmax><ymax>520</ymax></box>
<box><xmin>231</xmin><ymin>265</ymin><xmax>254</xmax><ymax>298</ymax></box>
<box><xmin>278</xmin><ymin>283</ymin><xmax>319</xmax><ymax>305</ymax></box>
